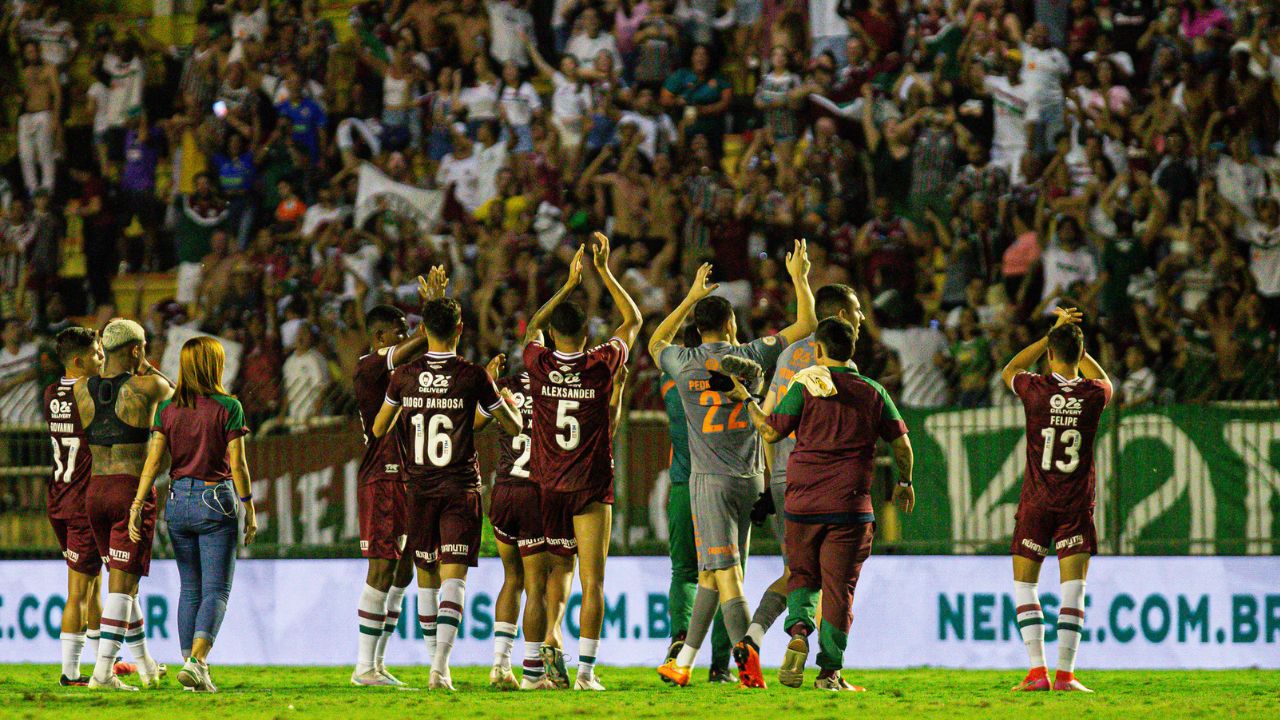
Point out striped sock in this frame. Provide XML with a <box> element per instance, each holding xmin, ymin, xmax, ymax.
<box><xmin>522</xmin><ymin>640</ymin><xmax>544</xmax><ymax>682</ymax></box>
<box><xmin>417</xmin><ymin>587</ymin><xmax>438</xmax><ymax>664</ymax></box>
<box><xmin>1057</xmin><ymin>580</ymin><xmax>1086</xmax><ymax>677</ymax></box>
<box><xmin>577</xmin><ymin>637</ymin><xmax>599</xmax><ymax>681</ymax></box>
<box><xmin>493</xmin><ymin>622</ymin><xmax>517</xmax><ymax>669</ymax></box>
<box><xmin>376</xmin><ymin>584</ymin><xmax>405</xmax><ymax>670</ymax></box>
<box><xmin>125</xmin><ymin>597</ymin><xmax>155</xmax><ymax>671</ymax></box>
<box><xmin>60</xmin><ymin>631</ymin><xmax>86</xmax><ymax>679</ymax></box>
<box><xmin>432</xmin><ymin>579</ymin><xmax>465</xmax><ymax>675</ymax></box>
<box><xmin>1013</xmin><ymin>581</ymin><xmax>1047</xmax><ymax>670</ymax></box>
<box><xmin>85</xmin><ymin>628</ymin><xmax>100</xmax><ymax>663</ymax></box>
<box><xmin>356</xmin><ymin>584</ymin><xmax>388</xmax><ymax>675</ymax></box>
<box><xmin>92</xmin><ymin>593</ymin><xmax>131</xmax><ymax>682</ymax></box>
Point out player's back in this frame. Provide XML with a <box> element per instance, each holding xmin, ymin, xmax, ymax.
<box><xmin>1013</xmin><ymin>371</ymin><xmax>1112</xmax><ymax>512</ymax></box>
<box><xmin>494</xmin><ymin>372</ymin><xmax>535</xmax><ymax>485</ymax></box>
<box><xmin>354</xmin><ymin>348</ymin><xmax>401</xmax><ymax>481</ymax></box>
<box><xmin>523</xmin><ymin>338</ymin><xmax>627</xmax><ymax>493</ymax></box>
<box><xmin>661</xmin><ymin>373</ymin><xmax>691</xmax><ymax>484</ymax></box>
<box><xmin>45</xmin><ymin>379</ymin><xmax>91</xmax><ymax>518</ymax></box>
<box><xmin>660</xmin><ymin>337</ymin><xmax>787</xmax><ymax>478</ymax></box>
<box><xmin>386</xmin><ymin>351</ymin><xmax>501</xmax><ymax>495</ymax></box>
<box><xmin>764</xmin><ymin>336</ymin><xmax>818</xmax><ymax>483</ymax></box>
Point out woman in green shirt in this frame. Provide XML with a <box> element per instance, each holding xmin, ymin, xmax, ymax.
<box><xmin>660</xmin><ymin>44</ymin><xmax>732</xmax><ymax>152</ymax></box>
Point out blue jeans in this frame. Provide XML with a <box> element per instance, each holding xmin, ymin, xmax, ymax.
<box><xmin>166</xmin><ymin>477</ymin><xmax>239</xmax><ymax>655</ymax></box>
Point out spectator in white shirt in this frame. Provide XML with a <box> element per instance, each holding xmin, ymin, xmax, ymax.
<box><xmin>1021</xmin><ymin>23</ymin><xmax>1070</xmax><ymax>157</ymax></box>
<box><xmin>867</xmin><ymin>301</ymin><xmax>951</xmax><ymax>409</ymax></box>
<box><xmin>497</xmin><ymin>61</ymin><xmax>542</xmax><ymax>152</ymax></box>
<box><xmin>565</xmin><ymin>7</ymin><xmax>622</xmax><ymax>69</ymax></box>
<box><xmin>436</xmin><ymin>125</ymin><xmax>484</xmax><ymax>213</ymax></box>
<box><xmin>0</xmin><ymin>318</ymin><xmax>39</xmax><ymax>426</ymax></box>
<box><xmin>1038</xmin><ymin>215</ymin><xmax>1099</xmax><ymax>313</ymax></box>
<box><xmin>487</xmin><ymin>0</ymin><xmax>535</xmax><ymax>67</ymax></box>
<box><xmin>617</xmin><ymin>86</ymin><xmax>676</xmax><ymax>161</ymax></box>
<box><xmin>281</xmin><ymin>323</ymin><xmax>331</xmax><ymax>429</ymax></box>
<box><xmin>1118</xmin><ymin>345</ymin><xmax>1156</xmax><ymax>406</ymax></box>
<box><xmin>1214</xmin><ymin>133</ymin><xmax>1268</xmax><ymax>221</ymax></box>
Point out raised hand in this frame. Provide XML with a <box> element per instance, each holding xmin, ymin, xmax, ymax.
<box><xmin>418</xmin><ymin>265</ymin><xmax>448</xmax><ymax>301</ymax></box>
<box><xmin>486</xmin><ymin>353</ymin><xmax>507</xmax><ymax>379</ymax></box>
<box><xmin>785</xmin><ymin>238</ymin><xmax>811</xmax><ymax>279</ymax></box>
<box><xmin>591</xmin><ymin>231</ymin><xmax>611</xmax><ymax>272</ymax></box>
<box><xmin>1052</xmin><ymin>306</ymin><xmax>1083</xmax><ymax>329</ymax></box>
<box><xmin>685</xmin><ymin>262</ymin><xmax>720</xmax><ymax>303</ymax></box>
<box><xmin>566</xmin><ymin>245</ymin><xmax>586</xmax><ymax>288</ymax></box>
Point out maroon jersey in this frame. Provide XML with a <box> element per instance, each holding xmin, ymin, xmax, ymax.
<box><xmin>522</xmin><ymin>338</ymin><xmax>627</xmax><ymax>494</ymax></box>
<box><xmin>1013</xmin><ymin>371</ymin><xmax>1112</xmax><ymax>513</ymax></box>
<box><xmin>495</xmin><ymin>372</ymin><xmax>535</xmax><ymax>485</ymax></box>
<box><xmin>385</xmin><ymin>351</ymin><xmax>503</xmax><ymax>496</ymax></box>
<box><xmin>355</xmin><ymin>348</ymin><xmax>402</xmax><ymax>483</ymax></box>
<box><xmin>45</xmin><ymin>378</ymin><xmax>92</xmax><ymax>520</ymax></box>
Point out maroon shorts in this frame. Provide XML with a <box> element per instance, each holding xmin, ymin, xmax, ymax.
<box><xmin>541</xmin><ymin>484</ymin><xmax>613</xmax><ymax>557</ymax></box>
<box><xmin>87</xmin><ymin>475</ymin><xmax>155</xmax><ymax>576</ymax></box>
<box><xmin>50</xmin><ymin>513</ymin><xmax>103</xmax><ymax>576</ymax></box>
<box><xmin>490</xmin><ymin>481</ymin><xmax>546</xmax><ymax>556</ymax></box>
<box><xmin>358</xmin><ymin>479</ymin><xmax>407</xmax><ymax>560</ymax></box>
<box><xmin>406</xmin><ymin>488</ymin><xmax>481</xmax><ymax>569</ymax></box>
<box><xmin>1011</xmin><ymin>504</ymin><xmax>1097</xmax><ymax>561</ymax></box>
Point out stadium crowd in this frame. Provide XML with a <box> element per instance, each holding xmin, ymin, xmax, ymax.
<box><xmin>0</xmin><ymin>0</ymin><xmax>1278</xmax><ymax>438</ymax></box>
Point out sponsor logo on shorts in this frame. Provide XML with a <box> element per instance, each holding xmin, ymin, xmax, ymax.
<box><xmin>545</xmin><ymin>537</ymin><xmax>578</xmax><ymax>549</ymax></box>
<box><xmin>440</xmin><ymin>543</ymin><xmax>470</xmax><ymax>555</ymax></box>
<box><xmin>62</xmin><ymin>549</ymin><xmax>79</xmax><ymax>563</ymax></box>
<box><xmin>360</xmin><ymin>540</ymin><xmax>369</xmax><ymax>551</ymax></box>
<box><xmin>109</xmin><ymin>548</ymin><xmax>131</xmax><ymax>563</ymax></box>
<box><xmin>384</xmin><ymin>464</ymin><xmax>399</xmax><ymax>474</ymax></box>
<box><xmin>517</xmin><ymin>536</ymin><xmax>546</xmax><ymax>548</ymax></box>
<box><xmin>415</xmin><ymin>549</ymin><xmax>440</xmax><ymax>563</ymax></box>
<box><xmin>1020</xmin><ymin>538</ymin><xmax>1050</xmax><ymax>556</ymax></box>
<box><xmin>1056</xmin><ymin>534</ymin><xmax>1084</xmax><ymax>550</ymax></box>
<box><xmin>101</xmin><ymin>556</ymin><xmax>110</xmax><ymax>565</ymax></box>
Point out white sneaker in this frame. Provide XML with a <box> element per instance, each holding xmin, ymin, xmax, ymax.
<box><xmin>428</xmin><ymin>670</ymin><xmax>455</xmax><ymax>691</ymax></box>
<box><xmin>520</xmin><ymin>674</ymin><xmax>552</xmax><ymax>690</ymax></box>
<box><xmin>202</xmin><ymin>664</ymin><xmax>218</xmax><ymax>694</ymax></box>
<box><xmin>574</xmin><ymin>674</ymin><xmax>606</xmax><ymax>691</ymax></box>
<box><xmin>88</xmin><ymin>674</ymin><xmax>139</xmax><ymax>691</ymax></box>
<box><xmin>376</xmin><ymin>665</ymin><xmax>406</xmax><ymax>686</ymax></box>
<box><xmin>489</xmin><ymin>665</ymin><xmax>519</xmax><ymax>690</ymax></box>
<box><xmin>137</xmin><ymin>662</ymin><xmax>167</xmax><ymax>689</ymax></box>
<box><xmin>351</xmin><ymin>669</ymin><xmax>397</xmax><ymax>686</ymax></box>
<box><xmin>178</xmin><ymin>660</ymin><xmax>204</xmax><ymax>690</ymax></box>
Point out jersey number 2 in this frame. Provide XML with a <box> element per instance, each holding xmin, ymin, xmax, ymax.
<box><xmin>411</xmin><ymin>413</ymin><xmax>454</xmax><ymax>467</ymax></box>
<box><xmin>1039</xmin><ymin>427</ymin><xmax>1081</xmax><ymax>473</ymax></box>
<box><xmin>699</xmin><ymin>391</ymin><xmax>748</xmax><ymax>433</ymax></box>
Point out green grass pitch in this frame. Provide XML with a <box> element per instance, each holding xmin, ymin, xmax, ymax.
<box><xmin>1</xmin><ymin>665</ymin><xmax>1277</xmax><ymax>719</ymax></box>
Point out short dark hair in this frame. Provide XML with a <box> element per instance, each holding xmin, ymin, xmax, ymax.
<box><xmin>1047</xmin><ymin>324</ymin><xmax>1084</xmax><ymax>365</ymax></box>
<box><xmin>364</xmin><ymin>304</ymin><xmax>406</xmax><ymax>332</ymax></box>
<box><xmin>815</xmin><ymin>284</ymin><xmax>857</xmax><ymax>320</ymax></box>
<box><xmin>549</xmin><ymin>302</ymin><xmax>588</xmax><ymax>339</ymax></box>
<box><xmin>422</xmin><ymin>298</ymin><xmax>462</xmax><ymax>340</ymax></box>
<box><xmin>693</xmin><ymin>296</ymin><xmax>733</xmax><ymax>334</ymax></box>
<box><xmin>815</xmin><ymin>317</ymin><xmax>855</xmax><ymax>362</ymax></box>
<box><xmin>680</xmin><ymin>323</ymin><xmax>702</xmax><ymax>348</ymax></box>
<box><xmin>56</xmin><ymin>327</ymin><xmax>97</xmax><ymax>366</ymax></box>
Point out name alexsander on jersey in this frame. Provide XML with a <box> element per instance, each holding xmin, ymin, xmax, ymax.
<box><xmin>44</xmin><ymin>378</ymin><xmax>91</xmax><ymax>520</ymax></box>
<box><xmin>1013</xmin><ymin>371</ymin><xmax>1112</xmax><ymax>513</ymax></box>
<box><xmin>523</xmin><ymin>338</ymin><xmax>627</xmax><ymax>494</ymax></box>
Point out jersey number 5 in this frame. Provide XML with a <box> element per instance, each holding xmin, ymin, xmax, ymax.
<box><xmin>411</xmin><ymin>413</ymin><xmax>454</xmax><ymax>467</ymax></box>
<box><xmin>1039</xmin><ymin>427</ymin><xmax>1081</xmax><ymax>474</ymax></box>
<box><xmin>555</xmin><ymin>400</ymin><xmax>581</xmax><ymax>451</ymax></box>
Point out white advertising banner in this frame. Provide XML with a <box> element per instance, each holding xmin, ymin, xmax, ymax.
<box><xmin>0</xmin><ymin>556</ymin><xmax>1276</xmax><ymax>668</ymax></box>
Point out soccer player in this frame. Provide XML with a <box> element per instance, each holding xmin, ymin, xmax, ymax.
<box><xmin>650</xmin><ymin>240</ymin><xmax>816</xmax><ymax>688</ymax></box>
<box><xmin>487</xmin><ymin>366</ymin><xmax>541</xmax><ymax>690</ymax></box>
<box><xmin>350</xmin><ymin>269</ymin><xmax>445</xmax><ymax>687</ymax></box>
<box><xmin>742</xmin><ymin>284</ymin><xmax>866</xmax><ymax>676</ymax></box>
<box><xmin>661</xmin><ymin>325</ymin><xmax>733</xmax><ymax>683</ymax></box>
<box><xmin>521</xmin><ymin>233</ymin><xmax>641</xmax><ymax>691</ymax></box>
<box><xmin>76</xmin><ymin>319</ymin><xmax>174</xmax><ymax>690</ymax></box>
<box><xmin>47</xmin><ymin>328</ymin><xmax>105</xmax><ymax>686</ymax></box>
<box><xmin>372</xmin><ymin>297</ymin><xmax>522</xmax><ymax>690</ymax></box>
<box><xmin>1001</xmin><ymin>307</ymin><xmax>1111</xmax><ymax>693</ymax></box>
<box><xmin>731</xmin><ymin>316</ymin><xmax>915</xmax><ymax>691</ymax></box>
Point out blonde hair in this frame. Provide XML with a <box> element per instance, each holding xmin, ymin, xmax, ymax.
<box><xmin>175</xmin><ymin>336</ymin><xmax>229</xmax><ymax>408</ymax></box>
<box><xmin>101</xmin><ymin>318</ymin><xmax>146</xmax><ymax>352</ymax></box>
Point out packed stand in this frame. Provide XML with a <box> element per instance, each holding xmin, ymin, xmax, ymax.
<box><xmin>0</xmin><ymin>0</ymin><xmax>1277</xmax><ymax>458</ymax></box>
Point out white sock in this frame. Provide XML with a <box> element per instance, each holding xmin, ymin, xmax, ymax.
<box><xmin>1013</xmin><ymin>581</ymin><xmax>1046</xmax><ymax>670</ymax></box>
<box><xmin>418</xmin><ymin>587</ymin><xmax>438</xmax><ymax>664</ymax></box>
<box><xmin>432</xmin><ymin>579</ymin><xmax>465</xmax><ymax>675</ymax></box>
<box><xmin>60</xmin><ymin>631</ymin><xmax>86</xmax><ymax>679</ymax></box>
<box><xmin>92</xmin><ymin>593</ymin><xmax>132</xmax><ymax>682</ymax></box>
<box><xmin>356</xmin><ymin>584</ymin><xmax>388</xmax><ymax>674</ymax></box>
<box><xmin>675</xmin><ymin>640</ymin><xmax>699</xmax><ymax>668</ymax></box>
<box><xmin>577</xmin><ymin>637</ymin><xmax>599</xmax><ymax>681</ymax></box>
<box><xmin>1057</xmin><ymin>580</ymin><xmax>1086</xmax><ymax>676</ymax></box>
<box><xmin>521</xmin><ymin>640</ymin><xmax>544</xmax><ymax>682</ymax></box>
<box><xmin>86</xmin><ymin>628</ymin><xmax>100</xmax><ymax>663</ymax></box>
<box><xmin>377</xmin><ymin>585</ymin><xmax>407</xmax><ymax>669</ymax></box>
<box><xmin>745</xmin><ymin>622</ymin><xmax>765</xmax><ymax>648</ymax></box>
<box><xmin>125</xmin><ymin>596</ymin><xmax>155</xmax><ymax>672</ymax></box>
<box><xmin>493</xmin><ymin>621</ymin><xmax>517</xmax><ymax>669</ymax></box>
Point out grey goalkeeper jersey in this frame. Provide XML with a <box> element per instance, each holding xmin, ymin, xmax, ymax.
<box><xmin>764</xmin><ymin>334</ymin><xmax>859</xmax><ymax>484</ymax></box>
<box><xmin>659</xmin><ymin>336</ymin><xmax>788</xmax><ymax>478</ymax></box>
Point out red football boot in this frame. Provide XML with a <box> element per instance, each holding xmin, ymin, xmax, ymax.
<box><xmin>1053</xmin><ymin>671</ymin><xmax>1093</xmax><ymax>692</ymax></box>
<box><xmin>1011</xmin><ymin>667</ymin><xmax>1051</xmax><ymax>692</ymax></box>
<box><xmin>732</xmin><ymin>640</ymin><xmax>766</xmax><ymax>689</ymax></box>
